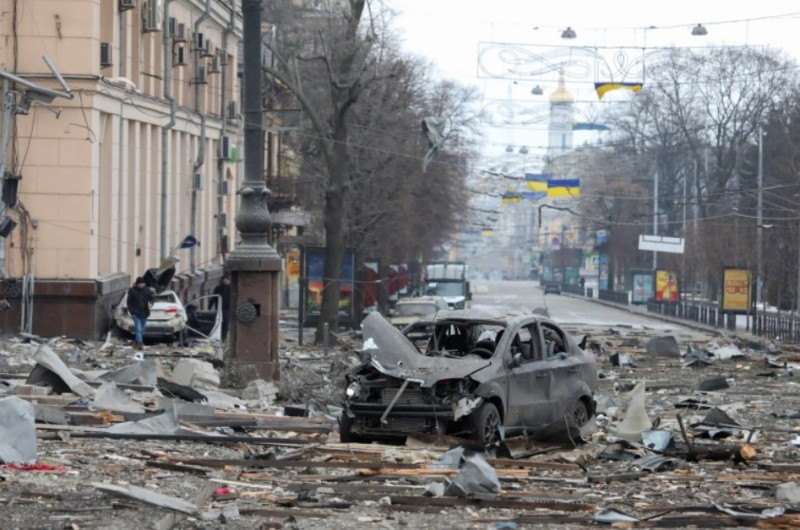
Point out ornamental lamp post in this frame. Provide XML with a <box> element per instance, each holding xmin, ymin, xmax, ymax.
<box><xmin>226</xmin><ymin>0</ymin><xmax>282</xmax><ymax>382</ymax></box>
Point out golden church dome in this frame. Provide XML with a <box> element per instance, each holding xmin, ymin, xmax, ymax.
<box><xmin>549</xmin><ymin>72</ymin><xmax>574</xmax><ymax>104</ymax></box>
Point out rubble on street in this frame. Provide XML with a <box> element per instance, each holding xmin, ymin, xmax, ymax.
<box><xmin>5</xmin><ymin>317</ymin><xmax>800</xmax><ymax>529</ymax></box>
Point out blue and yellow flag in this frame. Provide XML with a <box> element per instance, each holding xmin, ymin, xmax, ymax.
<box><xmin>502</xmin><ymin>191</ymin><xmax>521</xmax><ymax>204</ymax></box>
<box><xmin>547</xmin><ymin>179</ymin><xmax>580</xmax><ymax>198</ymax></box>
<box><xmin>594</xmin><ymin>82</ymin><xmax>643</xmax><ymax>100</ymax></box>
<box><xmin>573</xmin><ymin>122</ymin><xmax>610</xmax><ymax>131</ymax></box>
<box><xmin>525</xmin><ymin>173</ymin><xmax>549</xmax><ymax>193</ymax></box>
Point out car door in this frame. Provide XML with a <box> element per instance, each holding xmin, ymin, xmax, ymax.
<box><xmin>504</xmin><ymin>321</ymin><xmax>554</xmax><ymax>431</ymax></box>
<box><xmin>184</xmin><ymin>294</ymin><xmax>222</xmax><ymax>341</ymax></box>
<box><xmin>541</xmin><ymin>322</ymin><xmax>584</xmax><ymax>420</ymax></box>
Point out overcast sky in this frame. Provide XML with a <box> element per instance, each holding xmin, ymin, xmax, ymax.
<box><xmin>384</xmin><ymin>1</ymin><xmax>800</xmax><ymax>168</ymax></box>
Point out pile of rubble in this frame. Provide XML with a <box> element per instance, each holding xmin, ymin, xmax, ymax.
<box><xmin>3</xmin><ymin>324</ymin><xmax>800</xmax><ymax>528</ymax></box>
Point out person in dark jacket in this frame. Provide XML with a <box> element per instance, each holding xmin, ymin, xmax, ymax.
<box><xmin>126</xmin><ymin>276</ymin><xmax>153</xmax><ymax>349</ymax></box>
<box><xmin>212</xmin><ymin>274</ymin><xmax>231</xmax><ymax>341</ymax></box>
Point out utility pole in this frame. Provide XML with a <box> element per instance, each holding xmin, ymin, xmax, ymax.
<box><xmin>757</xmin><ymin>126</ymin><xmax>763</xmax><ymax>311</ymax></box>
<box><xmin>653</xmin><ymin>164</ymin><xmax>659</xmax><ymax>271</ymax></box>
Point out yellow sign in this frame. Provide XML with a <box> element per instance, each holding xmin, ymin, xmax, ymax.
<box><xmin>286</xmin><ymin>250</ymin><xmax>300</xmax><ymax>278</ymax></box>
<box><xmin>722</xmin><ymin>268</ymin><xmax>750</xmax><ymax>312</ymax></box>
<box><xmin>655</xmin><ymin>270</ymin><xmax>678</xmax><ymax>303</ymax></box>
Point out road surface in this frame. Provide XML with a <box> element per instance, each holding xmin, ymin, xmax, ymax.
<box><xmin>471</xmin><ymin>280</ymin><xmax>716</xmax><ymax>341</ymax></box>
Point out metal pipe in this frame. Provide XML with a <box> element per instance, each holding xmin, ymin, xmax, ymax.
<box><xmin>190</xmin><ymin>0</ymin><xmax>212</xmax><ymax>273</ymax></box>
<box><xmin>218</xmin><ymin>0</ymin><xmax>235</xmax><ymax>258</ymax></box>
<box><xmin>117</xmin><ymin>98</ymin><xmax>124</xmax><ymax>270</ymax></box>
<box><xmin>380</xmin><ymin>379</ymin><xmax>409</xmax><ymax>425</ymax></box>
<box><xmin>160</xmin><ymin>0</ymin><xmax>177</xmax><ymax>261</ymax></box>
<box><xmin>118</xmin><ymin>5</ymin><xmax>127</xmax><ymax>77</ymax></box>
<box><xmin>0</xmin><ymin>79</ymin><xmax>12</xmax><ymax>275</ymax></box>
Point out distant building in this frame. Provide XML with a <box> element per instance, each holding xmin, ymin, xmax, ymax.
<box><xmin>547</xmin><ymin>72</ymin><xmax>575</xmax><ymax>160</ymax></box>
<box><xmin>0</xmin><ymin>0</ymin><xmax>243</xmax><ymax>338</ymax></box>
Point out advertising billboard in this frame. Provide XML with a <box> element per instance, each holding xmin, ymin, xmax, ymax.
<box><xmin>722</xmin><ymin>268</ymin><xmax>751</xmax><ymax>313</ymax></box>
<box><xmin>654</xmin><ymin>270</ymin><xmax>679</xmax><ymax>303</ymax></box>
<box><xmin>631</xmin><ymin>272</ymin><xmax>653</xmax><ymax>304</ymax></box>
<box><xmin>302</xmin><ymin>247</ymin><xmax>356</xmax><ymax>326</ymax></box>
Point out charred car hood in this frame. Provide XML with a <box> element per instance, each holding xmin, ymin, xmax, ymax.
<box><xmin>360</xmin><ymin>312</ymin><xmax>491</xmax><ymax>388</ymax></box>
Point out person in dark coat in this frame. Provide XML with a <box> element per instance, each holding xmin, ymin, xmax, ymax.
<box><xmin>126</xmin><ymin>276</ymin><xmax>153</xmax><ymax>349</ymax></box>
<box><xmin>212</xmin><ymin>273</ymin><xmax>231</xmax><ymax>341</ymax></box>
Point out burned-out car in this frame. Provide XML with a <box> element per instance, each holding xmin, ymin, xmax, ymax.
<box><xmin>340</xmin><ymin>309</ymin><xmax>597</xmax><ymax>444</ymax></box>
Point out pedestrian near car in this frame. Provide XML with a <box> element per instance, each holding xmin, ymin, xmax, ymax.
<box><xmin>126</xmin><ymin>276</ymin><xmax>153</xmax><ymax>350</ymax></box>
<box><xmin>212</xmin><ymin>273</ymin><xmax>231</xmax><ymax>341</ymax></box>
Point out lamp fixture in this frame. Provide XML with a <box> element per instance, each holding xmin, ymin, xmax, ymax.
<box><xmin>519</xmin><ymin>146</ymin><xmax>529</xmax><ymax>155</ymax></box>
<box><xmin>691</xmin><ymin>23</ymin><xmax>707</xmax><ymax>36</ymax></box>
<box><xmin>561</xmin><ymin>26</ymin><xmax>576</xmax><ymax>39</ymax></box>
<box><xmin>531</xmin><ymin>85</ymin><xmax>544</xmax><ymax>95</ymax></box>
<box><xmin>505</xmin><ymin>145</ymin><xmax>514</xmax><ymax>153</ymax></box>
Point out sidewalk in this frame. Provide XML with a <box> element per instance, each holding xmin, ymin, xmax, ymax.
<box><xmin>562</xmin><ymin>291</ymin><xmax>764</xmax><ymax>343</ymax></box>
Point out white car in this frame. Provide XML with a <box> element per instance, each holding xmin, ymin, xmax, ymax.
<box><xmin>113</xmin><ymin>267</ymin><xmax>222</xmax><ymax>343</ymax></box>
<box><xmin>389</xmin><ymin>296</ymin><xmax>449</xmax><ymax>329</ymax></box>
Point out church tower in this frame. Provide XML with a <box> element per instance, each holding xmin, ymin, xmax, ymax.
<box><xmin>547</xmin><ymin>72</ymin><xmax>575</xmax><ymax>159</ymax></box>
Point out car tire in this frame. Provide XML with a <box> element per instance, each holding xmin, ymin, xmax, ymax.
<box><xmin>572</xmin><ymin>398</ymin><xmax>589</xmax><ymax>427</ymax></box>
<box><xmin>338</xmin><ymin>413</ymin><xmax>366</xmax><ymax>443</ymax></box>
<box><xmin>469</xmin><ymin>402</ymin><xmax>501</xmax><ymax>445</ymax></box>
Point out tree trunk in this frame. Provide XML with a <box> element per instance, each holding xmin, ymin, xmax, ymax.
<box><xmin>316</xmin><ymin>123</ymin><xmax>348</xmax><ymax>343</ymax></box>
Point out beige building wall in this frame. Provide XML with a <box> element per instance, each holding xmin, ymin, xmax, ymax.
<box><xmin>0</xmin><ymin>0</ymin><xmax>242</xmax><ymax>281</ymax></box>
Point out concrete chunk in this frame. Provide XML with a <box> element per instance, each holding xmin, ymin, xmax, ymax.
<box><xmin>171</xmin><ymin>359</ymin><xmax>220</xmax><ymax>390</ymax></box>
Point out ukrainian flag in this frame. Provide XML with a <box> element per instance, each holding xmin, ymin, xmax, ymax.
<box><xmin>573</xmin><ymin>122</ymin><xmax>610</xmax><ymax>131</ymax></box>
<box><xmin>547</xmin><ymin>179</ymin><xmax>580</xmax><ymax>198</ymax></box>
<box><xmin>594</xmin><ymin>82</ymin><xmax>643</xmax><ymax>100</ymax></box>
<box><xmin>525</xmin><ymin>173</ymin><xmax>549</xmax><ymax>193</ymax></box>
<box><xmin>502</xmin><ymin>191</ymin><xmax>521</xmax><ymax>204</ymax></box>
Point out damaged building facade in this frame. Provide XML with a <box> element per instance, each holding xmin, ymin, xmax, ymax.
<box><xmin>0</xmin><ymin>0</ymin><xmax>243</xmax><ymax>338</ymax></box>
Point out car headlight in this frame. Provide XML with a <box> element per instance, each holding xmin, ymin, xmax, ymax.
<box><xmin>346</xmin><ymin>381</ymin><xmax>360</xmax><ymax>398</ymax></box>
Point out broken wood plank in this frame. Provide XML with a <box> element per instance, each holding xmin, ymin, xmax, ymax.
<box><xmin>484</xmin><ymin>458</ymin><xmax>581</xmax><ymax>471</ymax></box>
<box><xmin>358</xmin><ymin>494</ymin><xmax>596</xmax><ymax>512</ymax></box>
<box><xmin>145</xmin><ymin>461</ymin><xmax>211</xmax><ymax>476</ymax></box>
<box><xmin>170</xmin><ymin>458</ymin><xmax>421</xmax><ymax>470</ymax></box>
<box><xmin>39</xmin><ymin>431</ymin><xmax>308</xmax><ymax>445</ymax></box>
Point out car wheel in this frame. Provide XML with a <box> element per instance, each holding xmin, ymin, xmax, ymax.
<box><xmin>176</xmin><ymin>328</ymin><xmax>188</xmax><ymax>346</ymax></box>
<box><xmin>470</xmin><ymin>402</ymin><xmax>501</xmax><ymax>445</ymax></box>
<box><xmin>339</xmin><ymin>413</ymin><xmax>370</xmax><ymax>444</ymax></box>
<box><xmin>572</xmin><ymin>398</ymin><xmax>589</xmax><ymax>427</ymax></box>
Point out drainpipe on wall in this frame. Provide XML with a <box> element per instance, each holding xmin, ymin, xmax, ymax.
<box><xmin>160</xmin><ymin>0</ymin><xmax>177</xmax><ymax>262</ymax></box>
<box><xmin>118</xmin><ymin>5</ymin><xmax>127</xmax><ymax>77</ymax></box>
<box><xmin>191</xmin><ymin>0</ymin><xmax>212</xmax><ymax>274</ymax></box>
<box><xmin>218</xmin><ymin>0</ymin><xmax>235</xmax><ymax>258</ymax></box>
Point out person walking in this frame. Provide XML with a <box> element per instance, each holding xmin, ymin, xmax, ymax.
<box><xmin>212</xmin><ymin>273</ymin><xmax>231</xmax><ymax>341</ymax></box>
<box><xmin>127</xmin><ymin>276</ymin><xmax>153</xmax><ymax>350</ymax></box>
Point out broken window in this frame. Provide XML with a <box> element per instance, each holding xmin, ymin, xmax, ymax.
<box><xmin>541</xmin><ymin>323</ymin><xmax>567</xmax><ymax>357</ymax></box>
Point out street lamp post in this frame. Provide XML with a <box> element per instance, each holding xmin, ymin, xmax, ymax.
<box><xmin>226</xmin><ymin>0</ymin><xmax>283</xmax><ymax>382</ymax></box>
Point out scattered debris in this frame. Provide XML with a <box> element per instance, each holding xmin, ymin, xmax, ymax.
<box><xmin>645</xmin><ymin>336</ymin><xmax>680</xmax><ymax>357</ymax></box>
<box><xmin>0</xmin><ymin>396</ymin><xmax>37</xmax><ymax>464</ymax></box>
<box><xmin>0</xmin><ymin>309</ymin><xmax>799</xmax><ymax>528</ymax></box>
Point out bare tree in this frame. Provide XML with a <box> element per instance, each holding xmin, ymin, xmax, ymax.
<box><xmin>263</xmin><ymin>1</ymin><xmax>481</xmax><ymax>338</ymax></box>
